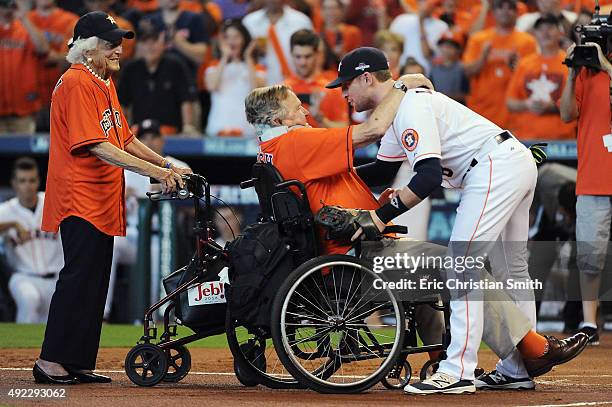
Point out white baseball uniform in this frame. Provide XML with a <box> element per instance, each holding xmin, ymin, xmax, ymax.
<box><xmin>378</xmin><ymin>89</ymin><xmax>538</xmax><ymax>380</ymax></box>
<box><xmin>0</xmin><ymin>192</ymin><xmax>63</xmax><ymax>323</ymax></box>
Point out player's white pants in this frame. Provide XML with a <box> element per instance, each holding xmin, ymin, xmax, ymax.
<box><xmin>9</xmin><ymin>273</ymin><xmax>58</xmax><ymax>323</ymax></box>
<box><xmin>437</xmin><ymin>137</ymin><xmax>538</xmax><ymax>381</ymax></box>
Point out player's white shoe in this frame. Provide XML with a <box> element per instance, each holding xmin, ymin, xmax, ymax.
<box><xmin>475</xmin><ymin>370</ymin><xmax>535</xmax><ymax>390</ymax></box>
<box><xmin>404</xmin><ymin>372</ymin><xmax>476</xmax><ymax>395</ymax></box>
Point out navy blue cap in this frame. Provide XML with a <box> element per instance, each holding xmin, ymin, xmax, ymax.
<box><xmin>326</xmin><ymin>47</ymin><xmax>390</xmax><ymax>89</ymax></box>
<box><xmin>70</xmin><ymin>11</ymin><xmax>134</xmax><ymax>47</ymax></box>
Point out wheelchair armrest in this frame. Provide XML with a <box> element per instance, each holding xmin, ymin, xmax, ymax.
<box><xmin>383</xmin><ymin>225</ymin><xmax>408</xmax><ymax>235</ymax></box>
<box><xmin>240</xmin><ymin>178</ymin><xmax>256</xmax><ymax>189</ymax></box>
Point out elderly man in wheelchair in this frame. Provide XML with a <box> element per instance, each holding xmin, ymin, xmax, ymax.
<box><xmin>231</xmin><ymin>81</ymin><xmax>590</xmax><ymax>394</ymax></box>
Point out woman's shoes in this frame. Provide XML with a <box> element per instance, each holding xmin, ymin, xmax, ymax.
<box><xmin>66</xmin><ymin>370</ymin><xmax>112</xmax><ymax>383</ymax></box>
<box><xmin>32</xmin><ymin>363</ymin><xmax>79</xmax><ymax>385</ymax></box>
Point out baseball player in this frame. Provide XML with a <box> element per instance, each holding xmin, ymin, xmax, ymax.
<box><xmin>0</xmin><ymin>157</ymin><xmax>63</xmax><ymax>323</ymax></box>
<box><xmin>326</xmin><ymin>47</ymin><xmax>589</xmax><ymax>394</ymax></box>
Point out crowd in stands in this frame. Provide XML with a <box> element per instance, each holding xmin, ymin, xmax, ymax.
<box><xmin>1</xmin><ymin>0</ymin><xmax>606</xmax><ymax>139</ymax></box>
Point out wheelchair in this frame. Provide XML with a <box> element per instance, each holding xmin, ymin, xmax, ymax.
<box><xmin>238</xmin><ymin>163</ymin><xmax>452</xmax><ymax>394</ymax></box>
<box><xmin>124</xmin><ymin>173</ymin><xmax>300</xmax><ymax>388</ymax></box>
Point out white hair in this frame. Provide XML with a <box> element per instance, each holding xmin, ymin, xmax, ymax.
<box><xmin>66</xmin><ymin>37</ymin><xmax>100</xmax><ymax>64</ymax></box>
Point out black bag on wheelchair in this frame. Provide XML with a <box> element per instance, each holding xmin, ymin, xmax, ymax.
<box><xmin>163</xmin><ymin>256</ymin><xmax>228</xmax><ymax>334</ymax></box>
<box><xmin>226</xmin><ymin>221</ymin><xmax>294</xmax><ymax>330</ymax></box>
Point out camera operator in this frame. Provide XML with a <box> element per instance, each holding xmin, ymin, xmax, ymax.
<box><xmin>559</xmin><ymin>39</ymin><xmax>612</xmax><ymax>346</ymax></box>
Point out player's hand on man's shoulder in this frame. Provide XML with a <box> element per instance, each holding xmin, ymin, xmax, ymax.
<box><xmin>398</xmin><ymin>73</ymin><xmax>435</xmax><ymax>91</ymax></box>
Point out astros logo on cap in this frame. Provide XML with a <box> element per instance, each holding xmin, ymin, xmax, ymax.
<box><xmin>355</xmin><ymin>62</ymin><xmax>371</xmax><ymax>71</ymax></box>
<box><xmin>401</xmin><ymin>129</ymin><xmax>419</xmax><ymax>152</ymax></box>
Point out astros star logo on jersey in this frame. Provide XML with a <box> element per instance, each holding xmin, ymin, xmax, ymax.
<box><xmin>401</xmin><ymin>129</ymin><xmax>419</xmax><ymax>152</ymax></box>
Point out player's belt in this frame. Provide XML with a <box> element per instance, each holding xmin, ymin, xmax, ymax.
<box><xmin>462</xmin><ymin>131</ymin><xmax>514</xmax><ymax>182</ymax></box>
<box><xmin>23</xmin><ymin>272</ymin><xmax>59</xmax><ymax>279</ymax></box>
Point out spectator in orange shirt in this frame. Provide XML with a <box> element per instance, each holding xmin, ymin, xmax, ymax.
<box><xmin>468</xmin><ymin>0</ymin><xmax>528</xmax><ymax>34</ymax></box>
<box><xmin>506</xmin><ymin>14</ymin><xmax>576</xmax><ymax>140</ymax></box>
<box><xmin>82</xmin><ymin>0</ymin><xmax>136</xmax><ymax>61</ymax></box>
<box><xmin>432</xmin><ymin>0</ymin><xmax>472</xmax><ymax>36</ymax></box>
<box><xmin>28</xmin><ymin>0</ymin><xmax>77</xmax><ymax>131</ymax></box>
<box><xmin>463</xmin><ymin>0</ymin><xmax>537</xmax><ymax>128</ymax></box>
<box><xmin>320</xmin><ymin>0</ymin><xmax>362</xmax><ymax>62</ymax></box>
<box><xmin>374</xmin><ymin>29</ymin><xmax>403</xmax><ymax>78</ymax></box>
<box><xmin>0</xmin><ymin>0</ymin><xmax>48</xmax><ymax>134</ymax></box>
<box><xmin>284</xmin><ymin>29</ymin><xmax>349</xmax><ymax>127</ymax></box>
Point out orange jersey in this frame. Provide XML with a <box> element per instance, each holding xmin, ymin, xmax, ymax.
<box><xmin>284</xmin><ymin>73</ymin><xmax>348</xmax><ymax>127</ymax></box>
<box><xmin>466</xmin><ymin>2</ymin><xmax>528</xmax><ymax>31</ymax></box>
<box><xmin>42</xmin><ymin>65</ymin><xmax>134</xmax><ymax>237</ymax></box>
<box><xmin>258</xmin><ymin>126</ymin><xmax>380</xmax><ymax>254</ymax></box>
<box><xmin>506</xmin><ymin>51</ymin><xmax>576</xmax><ymax>140</ymax></box>
<box><xmin>323</xmin><ymin>24</ymin><xmax>363</xmax><ymax>56</ymax></box>
<box><xmin>29</xmin><ymin>8</ymin><xmax>78</xmax><ymax>107</ymax></box>
<box><xmin>463</xmin><ymin>28</ymin><xmax>537</xmax><ymax>127</ymax></box>
<box><xmin>0</xmin><ymin>19</ymin><xmax>41</xmax><ymax>116</ymax></box>
<box><xmin>127</xmin><ymin>0</ymin><xmax>158</xmax><ymax>13</ymax></box>
<box><xmin>574</xmin><ymin>69</ymin><xmax>612</xmax><ymax>196</ymax></box>
<box><xmin>432</xmin><ymin>7</ymin><xmax>473</xmax><ymax>34</ymax></box>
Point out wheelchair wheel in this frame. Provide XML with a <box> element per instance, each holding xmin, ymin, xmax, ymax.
<box><xmin>125</xmin><ymin>343</ymin><xmax>168</xmax><ymax>387</ymax></box>
<box><xmin>381</xmin><ymin>360</ymin><xmax>411</xmax><ymax>389</ymax></box>
<box><xmin>225</xmin><ymin>309</ymin><xmax>303</xmax><ymax>389</ymax></box>
<box><xmin>163</xmin><ymin>345</ymin><xmax>191</xmax><ymax>383</ymax></box>
<box><xmin>419</xmin><ymin>359</ymin><xmax>439</xmax><ymax>380</ymax></box>
<box><xmin>233</xmin><ymin>359</ymin><xmax>259</xmax><ymax>387</ymax></box>
<box><xmin>271</xmin><ymin>254</ymin><xmax>405</xmax><ymax>394</ymax></box>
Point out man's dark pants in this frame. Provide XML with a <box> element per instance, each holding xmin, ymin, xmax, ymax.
<box><xmin>40</xmin><ymin>216</ymin><xmax>114</xmax><ymax>370</ymax></box>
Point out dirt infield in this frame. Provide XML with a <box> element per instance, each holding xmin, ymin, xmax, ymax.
<box><xmin>1</xmin><ymin>334</ymin><xmax>611</xmax><ymax>407</ymax></box>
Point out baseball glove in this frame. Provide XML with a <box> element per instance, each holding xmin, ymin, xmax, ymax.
<box><xmin>529</xmin><ymin>143</ymin><xmax>548</xmax><ymax>165</ymax></box>
<box><xmin>315</xmin><ymin>205</ymin><xmax>382</xmax><ymax>242</ymax></box>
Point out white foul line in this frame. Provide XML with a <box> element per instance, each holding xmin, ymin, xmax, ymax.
<box><xmin>0</xmin><ymin>367</ymin><xmax>235</xmax><ymax>376</ymax></box>
<box><xmin>516</xmin><ymin>402</ymin><xmax>612</xmax><ymax>407</ymax></box>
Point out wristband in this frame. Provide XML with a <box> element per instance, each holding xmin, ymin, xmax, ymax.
<box><xmin>375</xmin><ymin>195</ymin><xmax>409</xmax><ymax>224</ymax></box>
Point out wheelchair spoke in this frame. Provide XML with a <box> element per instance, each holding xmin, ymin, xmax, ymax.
<box><xmin>345</xmin><ymin>302</ymin><xmax>390</xmax><ymax>325</ymax></box>
<box><xmin>293</xmin><ymin>290</ymin><xmax>333</xmax><ymax>319</ymax></box>
<box><xmin>340</xmin><ymin>268</ymin><xmax>357</xmax><ymax>318</ymax></box>
<box><xmin>287</xmin><ymin>326</ymin><xmax>333</xmax><ymax>347</ymax></box>
<box><xmin>286</xmin><ymin>311</ymin><xmax>329</xmax><ymax>324</ymax></box>
<box><xmin>301</xmin><ymin>278</ymin><xmax>335</xmax><ymax>316</ymax></box>
<box><xmin>342</xmin><ymin>281</ymin><xmax>383</xmax><ymax>322</ymax></box>
<box><xmin>332</xmin><ymin>267</ymin><xmax>340</xmax><ymax>315</ymax></box>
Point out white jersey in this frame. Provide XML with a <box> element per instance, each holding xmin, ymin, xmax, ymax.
<box><xmin>0</xmin><ymin>192</ymin><xmax>63</xmax><ymax>275</ymax></box>
<box><xmin>377</xmin><ymin>89</ymin><xmax>504</xmax><ymax>189</ymax></box>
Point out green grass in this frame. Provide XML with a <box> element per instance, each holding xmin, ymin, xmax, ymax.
<box><xmin>0</xmin><ymin>323</ymin><xmax>230</xmax><ymax>349</ymax></box>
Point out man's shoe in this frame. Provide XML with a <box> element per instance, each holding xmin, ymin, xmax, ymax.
<box><xmin>577</xmin><ymin>326</ymin><xmax>600</xmax><ymax>346</ymax></box>
<box><xmin>475</xmin><ymin>370</ymin><xmax>535</xmax><ymax>390</ymax></box>
<box><xmin>66</xmin><ymin>370</ymin><xmax>112</xmax><ymax>384</ymax></box>
<box><xmin>523</xmin><ymin>332</ymin><xmax>589</xmax><ymax>377</ymax></box>
<box><xmin>404</xmin><ymin>372</ymin><xmax>475</xmax><ymax>395</ymax></box>
<box><xmin>33</xmin><ymin>364</ymin><xmax>79</xmax><ymax>385</ymax></box>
